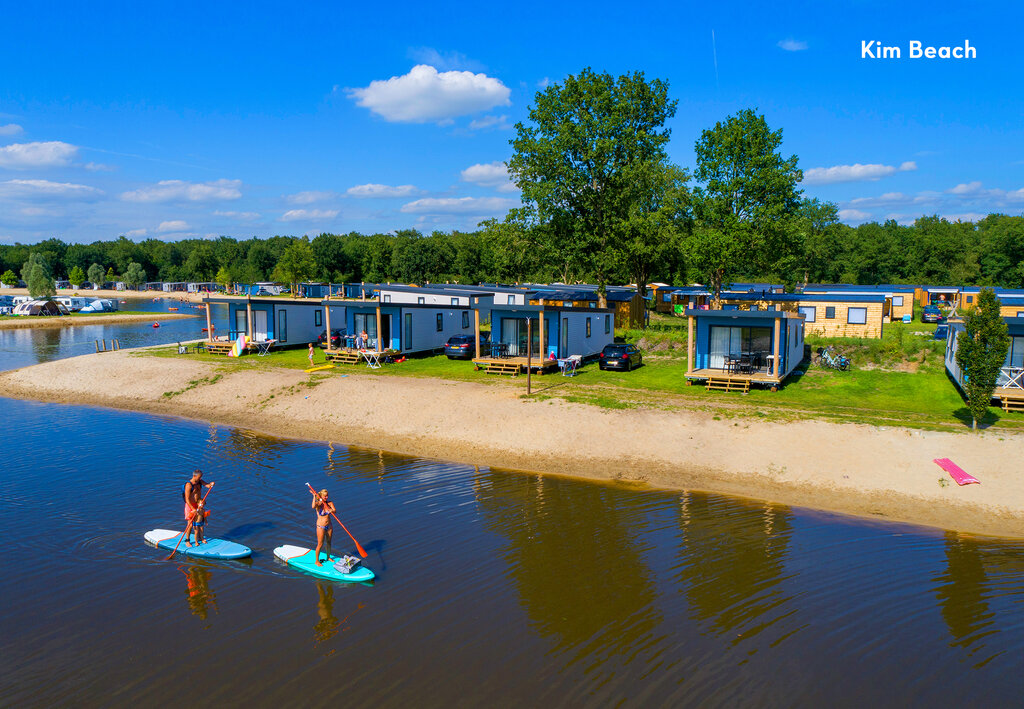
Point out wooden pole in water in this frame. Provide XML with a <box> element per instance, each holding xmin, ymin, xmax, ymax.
<box><xmin>95</xmin><ymin>340</ymin><xmax>100</xmax><ymax>353</ymax></box>
<box><xmin>205</xmin><ymin>297</ymin><xmax>213</xmax><ymax>341</ymax></box>
<box><xmin>526</xmin><ymin>317</ymin><xmax>532</xmax><ymax>395</ymax></box>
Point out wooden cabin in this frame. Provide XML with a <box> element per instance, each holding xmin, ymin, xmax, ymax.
<box><xmin>472</xmin><ymin>303</ymin><xmax>615</xmax><ymax>374</ymax></box>
<box><xmin>802</xmin><ymin>284</ymin><xmax>915</xmax><ymax>322</ymax></box>
<box><xmin>956</xmin><ymin>288</ymin><xmax>1024</xmax><ymax>318</ymax></box>
<box><xmin>526</xmin><ymin>287</ymin><xmax>644</xmax><ymax>328</ymax></box>
<box><xmin>717</xmin><ymin>292</ymin><xmax>887</xmax><ymax>339</ymax></box>
<box><xmin>918</xmin><ymin>286</ymin><xmax>959</xmax><ymax>307</ymax></box>
<box><xmin>945</xmin><ymin>317</ymin><xmax>1024</xmax><ymax>412</ymax></box>
<box><xmin>667</xmin><ymin>287</ymin><xmax>711</xmax><ymax>316</ymax></box>
<box><xmin>684</xmin><ymin>309</ymin><xmax>806</xmax><ymax>392</ymax></box>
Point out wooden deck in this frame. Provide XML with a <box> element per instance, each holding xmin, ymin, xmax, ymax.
<box><xmin>995</xmin><ymin>386</ymin><xmax>1024</xmax><ymax>413</ymax></box>
<box><xmin>685</xmin><ymin>367</ymin><xmax>783</xmax><ymax>392</ymax></box>
<box><xmin>471</xmin><ymin>356</ymin><xmax>559</xmax><ymax>376</ymax></box>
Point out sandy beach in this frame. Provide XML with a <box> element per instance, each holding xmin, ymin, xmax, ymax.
<box><xmin>2</xmin><ymin>348</ymin><xmax>1022</xmax><ymax>538</ymax></box>
<box><xmin>0</xmin><ymin>312</ymin><xmax>198</xmax><ymax>329</ymax></box>
<box><xmin>2</xmin><ymin>287</ymin><xmax>208</xmax><ymax>303</ymax></box>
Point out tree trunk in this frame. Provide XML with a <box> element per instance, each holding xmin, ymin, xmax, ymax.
<box><xmin>972</xmin><ymin>417</ymin><xmax>977</xmax><ymax>430</ymax></box>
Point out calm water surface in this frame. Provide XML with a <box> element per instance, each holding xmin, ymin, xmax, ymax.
<box><xmin>1</xmin><ymin>398</ymin><xmax>1023</xmax><ymax>707</ymax></box>
<box><xmin>0</xmin><ymin>297</ymin><xmax>206</xmax><ymax>370</ymax></box>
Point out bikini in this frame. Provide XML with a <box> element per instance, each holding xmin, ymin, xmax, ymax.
<box><xmin>316</xmin><ymin>503</ymin><xmax>331</xmax><ymax>530</ymax></box>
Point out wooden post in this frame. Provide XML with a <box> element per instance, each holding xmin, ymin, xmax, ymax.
<box><xmin>376</xmin><ymin>306</ymin><xmax>382</xmax><ymax>352</ymax></box>
<box><xmin>773</xmin><ymin>316</ymin><xmax>782</xmax><ymax>379</ymax></box>
<box><xmin>474</xmin><ymin>308</ymin><xmax>480</xmax><ymax>359</ymax></box>
<box><xmin>324</xmin><ymin>296</ymin><xmax>332</xmax><ymax>352</ymax></box>
<box><xmin>526</xmin><ymin>317</ymin><xmax>532</xmax><ymax>395</ymax></box>
<box><xmin>538</xmin><ymin>303</ymin><xmax>545</xmax><ymax>361</ymax></box>
<box><xmin>246</xmin><ymin>296</ymin><xmax>253</xmax><ymax>340</ymax></box>
<box><xmin>686</xmin><ymin>314</ymin><xmax>695</xmax><ymax>374</ymax></box>
<box><xmin>205</xmin><ymin>298</ymin><xmax>213</xmax><ymax>341</ymax></box>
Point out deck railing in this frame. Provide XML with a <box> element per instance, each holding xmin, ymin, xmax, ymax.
<box><xmin>999</xmin><ymin>366</ymin><xmax>1024</xmax><ymax>390</ymax></box>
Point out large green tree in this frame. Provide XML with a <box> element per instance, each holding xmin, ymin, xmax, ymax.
<box><xmin>68</xmin><ymin>265</ymin><xmax>85</xmax><ymax>287</ymax></box>
<box><xmin>272</xmin><ymin>239</ymin><xmax>315</xmax><ymax>294</ymax></box>
<box><xmin>690</xmin><ymin>109</ymin><xmax>803</xmax><ymax>297</ymax></box>
<box><xmin>87</xmin><ymin>263</ymin><xmax>106</xmax><ymax>287</ymax></box>
<box><xmin>22</xmin><ymin>253</ymin><xmax>55</xmax><ymax>299</ymax></box>
<box><xmin>955</xmin><ymin>287</ymin><xmax>1010</xmax><ymax>429</ymax></box>
<box><xmin>509</xmin><ymin>68</ymin><xmax>677</xmax><ymax>306</ymax></box>
<box><xmin>123</xmin><ymin>261</ymin><xmax>146</xmax><ymax>287</ymax></box>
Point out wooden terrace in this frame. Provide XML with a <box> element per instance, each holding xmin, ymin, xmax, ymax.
<box><xmin>471</xmin><ymin>355</ymin><xmax>559</xmax><ymax>376</ymax></box>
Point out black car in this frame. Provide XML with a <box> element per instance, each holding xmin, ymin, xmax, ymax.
<box><xmin>317</xmin><ymin>329</ymin><xmax>345</xmax><ymax>348</ymax></box>
<box><xmin>921</xmin><ymin>305</ymin><xmax>945</xmax><ymax>323</ymax></box>
<box><xmin>599</xmin><ymin>344</ymin><xmax>642</xmax><ymax>371</ymax></box>
<box><xmin>444</xmin><ymin>334</ymin><xmax>489</xmax><ymax>359</ymax></box>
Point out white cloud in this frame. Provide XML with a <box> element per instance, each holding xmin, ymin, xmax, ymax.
<box><xmin>20</xmin><ymin>206</ymin><xmax>61</xmax><ymax>217</ymax></box>
<box><xmin>0</xmin><ymin>178</ymin><xmax>103</xmax><ymax>199</ymax></box>
<box><xmin>157</xmin><ymin>220</ymin><xmax>190</xmax><ymax>233</ymax></box>
<box><xmin>537</xmin><ymin>77</ymin><xmax>551</xmax><ymax>88</ymax></box>
<box><xmin>460</xmin><ymin>161</ymin><xmax>518</xmax><ymax>193</ymax></box>
<box><xmin>946</xmin><ymin>181</ymin><xmax>985</xmax><ymax>196</ymax></box>
<box><xmin>348</xmin><ymin>65</ymin><xmax>511</xmax><ymax>124</ymax></box>
<box><xmin>84</xmin><ymin>162</ymin><xmax>114</xmax><ymax>172</ymax></box>
<box><xmin>279</xmin><ymin>209</ymin><xmax>339</xmax><ymax>222</ymax></box>
<box><xmin>400</xmin><ymin>196</ymin><xmax>518</xmax><ymax>215</ymax></box>
<box><xmin>214</xmin><ymin>210</ymin><xmax>261</xmax><ymax>220</ymax></box>
<box><xmin>0</xmin><ymin>141</ymin><xmax>78</xmax><ymax>169</ymax></box>
<box><xmin>346</xmin><ymin>183</ymin><xmax>422</xmax><ymax>198</ymax></box>
<box><xmin>406</xmin><ymin>47</ymin><xmax>485</xmax><ymax>72</ymax></box>
<box><xmin>778</xmin><ymin>39</ymin><xmax>808</xmax><ymax>51</ymax></box>
<box><xmin>803</xmin><ymin>161</ymin><xmax>916</xmax><ymax>185</ymax></box>
<box><xmin>838</xmin><ymin>209</ymin><xmax>871</xmax><ymax>222</ymax></box>
<box><xmin>120</xmin><ymin>179</ymin><xmax>242</xmax><ymax>203</ymax></box>
<box><xmin>0</xmin><ymin>124</ymin><xmax>24</xmax><ymax>136</ymax></box>
<box><xmin>126</xmin><ymin>228</ymin><xmax>148</xmax><ymax>237</ymax></box>
<box><xmin>846</xmin><ymin>192</ymin><xmax>913</xmax><ymax>208</ymax></box>
<box><xmin>286</xmin><ymin>190</ymin><xmax>338</xmax><ymax>205</ymax></box>
<box><xmin>468</xmin><ymin>114</ymin><xmax>511</xmax><ymax>131</ymax></box>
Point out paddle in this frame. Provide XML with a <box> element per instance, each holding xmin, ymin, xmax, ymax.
<box><xmin>165</xmin><ymin>481</ymin><xmax>215</xmax><ymax>561</ymax></box>
<box><xmin>306</xmin><ymin>482</ymin><xmax>367</xmax><ymax>558</ymax></box>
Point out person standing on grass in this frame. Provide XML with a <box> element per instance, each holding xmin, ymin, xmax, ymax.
<box><xmin>308</xmin><ymin>342</ymin><xmax>316</xmax><ymax>367</ymax></box>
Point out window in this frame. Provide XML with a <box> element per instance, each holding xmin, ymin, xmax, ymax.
<box><xmin>451</xmin><ymin>297</ymin><xmax>459</xmax><ymax>306</ymax></box>
<box><xmin>417</xmin><ymin>296</ymin><xmax>425</xmax><ymax>305</ymax></box>
<box><xmin>278</xmin><ymin>310</ymin><xmax>287</xmax><ymax>342</ymax></box>
<box><xmin>405</xmin><ymin>313</ymin><xmax>413</xmax><ymax>350</ymax></box>
<box><xmin>1018</xmin><ymin>311</ymin><xmax>1024</xmax><ymax>318</ymax></box>
<box><xmin>798</xmin><ymin>306</ymin><xmax>816</xmax><ymax>323</ymax></box>
<box><xmin>825</xmin><ymin>306</ymin><xmax>836</xmax><ymax>319</ymax></box>
<box><xmin>605</xmin><ymin>314</ymin><xmax>610</xmax><ymax>334</ymax></box>
<box><xmin>848</xmin><ymin>307</ymin><xmax>867</xmax><ymax>324</ymax></box>
<box><xmin>507</xmin><ymin>295</ymin><xmax>515</xmax><ymax>304</ymax></box>
<box><xmin>383</xmin><ymin>294</ymin><xmax>391</xmax><ymax>303</ymax></box>
<box><xmin>766</xmin><ymin>305</ymin><xmax>776</xmax><ymax>311</ymax></box>
<box><xmin>436</xmin><ymin>313</ymin><xmax>443</xmax><ymax>331</ymax></box>
<box><xmin>354</xmin><ymin>312</ymin><xmax>377</xmax><ymax>338</ymax></box>
<box><xmin>722</xmin><ymin>304</ymin><xmax>739</xmax><ymax>311</ymax></box>
<box><xmin>893</xmin><ymin>295</ymin><xmax>904</xmax><ymax>307</ymax></box>
<box><xmin>586</xmin><ymin>317</ymin><xmax>592</xmax><ymax>337</ymax></box>
<box><xmin>314</xmin><ymin>309</ymin><xmax>322</xmax><ymax>327</ymax></box>
<box><xmin>462</xmin><ymin>311</ymin><xmax>470</xmax><ymax>328</ymax></box>
<box><xmin>750</xmin><ymin>304</ymin><xmax>759</xmax><ymax>312</ymax></box>
<box><xmin>966</xmin><ymin>295</ymin><xmax>974</xmax><ymax>304</ymax></box>
<box><xmin>663</xmin><ymin>293</ymin><xmax>671</xmax><ymax>302</ymax></box>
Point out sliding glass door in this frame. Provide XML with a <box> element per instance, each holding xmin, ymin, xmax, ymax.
<box><xmin>709</xmin><ymin>326</ymin><xmax>773</xmax><ymax>370</ymax></box>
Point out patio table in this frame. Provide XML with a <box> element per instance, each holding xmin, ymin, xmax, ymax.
<box><xmin>255</xmin><ymin>339</ymin><xmax>277</xmax><ymax>356</ymax></box>
<box><xmin>362</xmin><ymin>351</ymin><xmax>382</xmax><ymax>369</ymax></box>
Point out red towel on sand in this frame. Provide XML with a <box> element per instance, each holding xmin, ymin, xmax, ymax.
<box><xmin>934</xmin><ymin>458</ymin><xmax>980</xmax><ymax>485</ymax></box>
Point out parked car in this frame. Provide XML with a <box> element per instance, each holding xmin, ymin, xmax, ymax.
<box><xmin>317</xmin><ymin>329</ymin><xmax>345</xmax><ymax>348</ymax></box>
<box><xmin>444</xmin><ymin>334</ymin><xmax>488</xmax><ymax>359</ymax></box>
<box><xmin>921</xmin><ymin>305</ymin><xmax>945</xmax><ymax>323</ymax></box>
<box><xmin>598</xmin><ymin>344</ymin><xmax>643</xmax><ymax>371</ymax></box>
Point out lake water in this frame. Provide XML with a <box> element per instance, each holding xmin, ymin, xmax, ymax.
<box><xmin>0</xmin><ymin>297</ymin><xmax>207</xmax><ymax>370</ymax></box>
<box><xmin>1</xmin><ymin>305</ymin><xmax>1023</xmax><ymax>706</ymax></box>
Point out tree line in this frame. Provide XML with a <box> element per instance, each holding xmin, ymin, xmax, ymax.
<box><xmin>2</xmin><ymin>69</ymin><xmax>1022</xmax><ymax>295</ymax></box>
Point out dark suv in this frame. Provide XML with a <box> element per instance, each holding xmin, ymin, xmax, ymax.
<box><xmin>598</xmin><ymin>344</ymin><xmax>642</xmax><ymax>371</ymax></box>
<box><xmin>444</xmin><ymin>334</ymin><xmax>485</xmax><ymax>359</ymax></box>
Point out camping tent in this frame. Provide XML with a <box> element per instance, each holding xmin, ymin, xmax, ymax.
<box><xmin>12</xmin><ymin>299</ymin><xmax>69</xmax><ymax>316</ymax></box>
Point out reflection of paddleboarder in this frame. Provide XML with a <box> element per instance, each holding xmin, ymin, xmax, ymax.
<box><xmin>314</xmin><ymin>582</ymin><xmax>339</xmax><ymax>645</ymax></box>
<box><xmin>180</xmin><ymin>564</ymin><xmax>217</xmax><ymax>620</ymax></box>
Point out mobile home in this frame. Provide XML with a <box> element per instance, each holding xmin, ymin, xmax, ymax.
<box><xmin>684</xmin><ymin>309</ymin><xmax>806</xmax><ymax>391</ymax></box>
<box><xmin>337</xmin><ymin>299</ymin><xmax>476</xmax><ymax>354</ymax></box>
<box><xmin>802</xmin><ymin>284</ymin><xmax>916</xmax><ymax>322</ymax></box>
<box><xmin>945</xmin><ymin>317</ymin><xmax>1024</xmax><ymax>412</ymax></box>
<box><xmin>203</xmin><ymin>296</ymin><xmax>346</xmax><ymax>349</ymax></box>
<box><xmin>718</xmin><ymin>292</ymin><xmax>887</xmax><ymax>338</ymax></box>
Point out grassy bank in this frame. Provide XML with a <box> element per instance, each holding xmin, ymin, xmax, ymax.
<box><xmin>146</xmin><ymin>314</ymin><xmax>1022</xmax><ymax>434</ymax></box>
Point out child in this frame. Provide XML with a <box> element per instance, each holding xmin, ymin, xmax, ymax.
<box><xmin>308</xmin><ymin>342</ymin><xmax>315</xmax><ymax>367</ymax></box>
<box><xmin>312</xmin><ymin>488</ymin><xmax>335</xmax><ymax>566</ymax></box>
<box><xmin>183</xmin><ymin>470</ymin><xmax>213</xmax><ymax>547</ymax></box>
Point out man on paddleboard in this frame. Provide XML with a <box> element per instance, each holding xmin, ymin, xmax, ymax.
<box><xmin>183</xmin><ymin>469</ymin><xmax>214</xmax><ymax>547</ymax></box>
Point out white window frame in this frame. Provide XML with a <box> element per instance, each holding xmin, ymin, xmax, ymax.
<box><xmin>799</xmin><ymin>306</ymin><xmax>816</xmax><ymax>323</ymax></box>
<box><xmin>848</xmin><ymin>307</ymin><xmax>867</xmax><ymax>324</ymax></box>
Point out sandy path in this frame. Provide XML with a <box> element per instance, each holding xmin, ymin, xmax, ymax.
<box><xmin>2</xmin><ymin>350</ymin><xmax>1022</xmax><ymax>538</ymax></box>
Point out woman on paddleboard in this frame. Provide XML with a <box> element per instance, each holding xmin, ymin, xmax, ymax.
<box><xmin>312</xmin><ymin>488</ymin><xmax>335</xmax><ymax>566</ymax></box>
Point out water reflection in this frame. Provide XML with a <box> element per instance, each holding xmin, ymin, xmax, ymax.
<box><xmin>675</xmin><ymin>492</ymin><xmax>794</xmax><ymax>642</ymax></box>
<box><xmin>476</xmin><ymin>470</ymin><xmax>663</xmax><ymax>676</ymax></box>
<box><xmin>179</xmin><ymin>563</ymin><xmax>218</xmax><ymax>621</ymax></box>
<box><xmin>314</xmin><ymin>583</ymin><xmax>340</xmax><ymax>646</ymax></box>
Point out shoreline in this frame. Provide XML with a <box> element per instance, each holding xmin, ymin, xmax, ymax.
<box><xmin>0</xmin><ymin>312</ymin><xmax>198</xmax><ymax>329</ymax></box>
<box><xmin>2</xmin><ymin>349</ymin><xmax>1023</xmax><ymax>539</ymax></box>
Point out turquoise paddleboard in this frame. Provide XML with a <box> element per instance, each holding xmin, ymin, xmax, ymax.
<box><xmin>145</xmin><ymin>529</ymin><xmax>253</xmax><ymax>560</ymax></box>
<box><xmin>273</xmin><ymin>544</ymin><xmax>375</xmax><ymax>582</ymax></box>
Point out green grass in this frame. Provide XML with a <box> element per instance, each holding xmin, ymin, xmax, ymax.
<box><xmin>144</xmin><ymin>321</ymin><xmax>1024</xmax><ymax>433</ymax></box>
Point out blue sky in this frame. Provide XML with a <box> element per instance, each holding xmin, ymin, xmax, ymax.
<box><xmin>1</xmin><ymin>1</ymin><xmax>1021</xmax><ymax>244</ymax></box>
